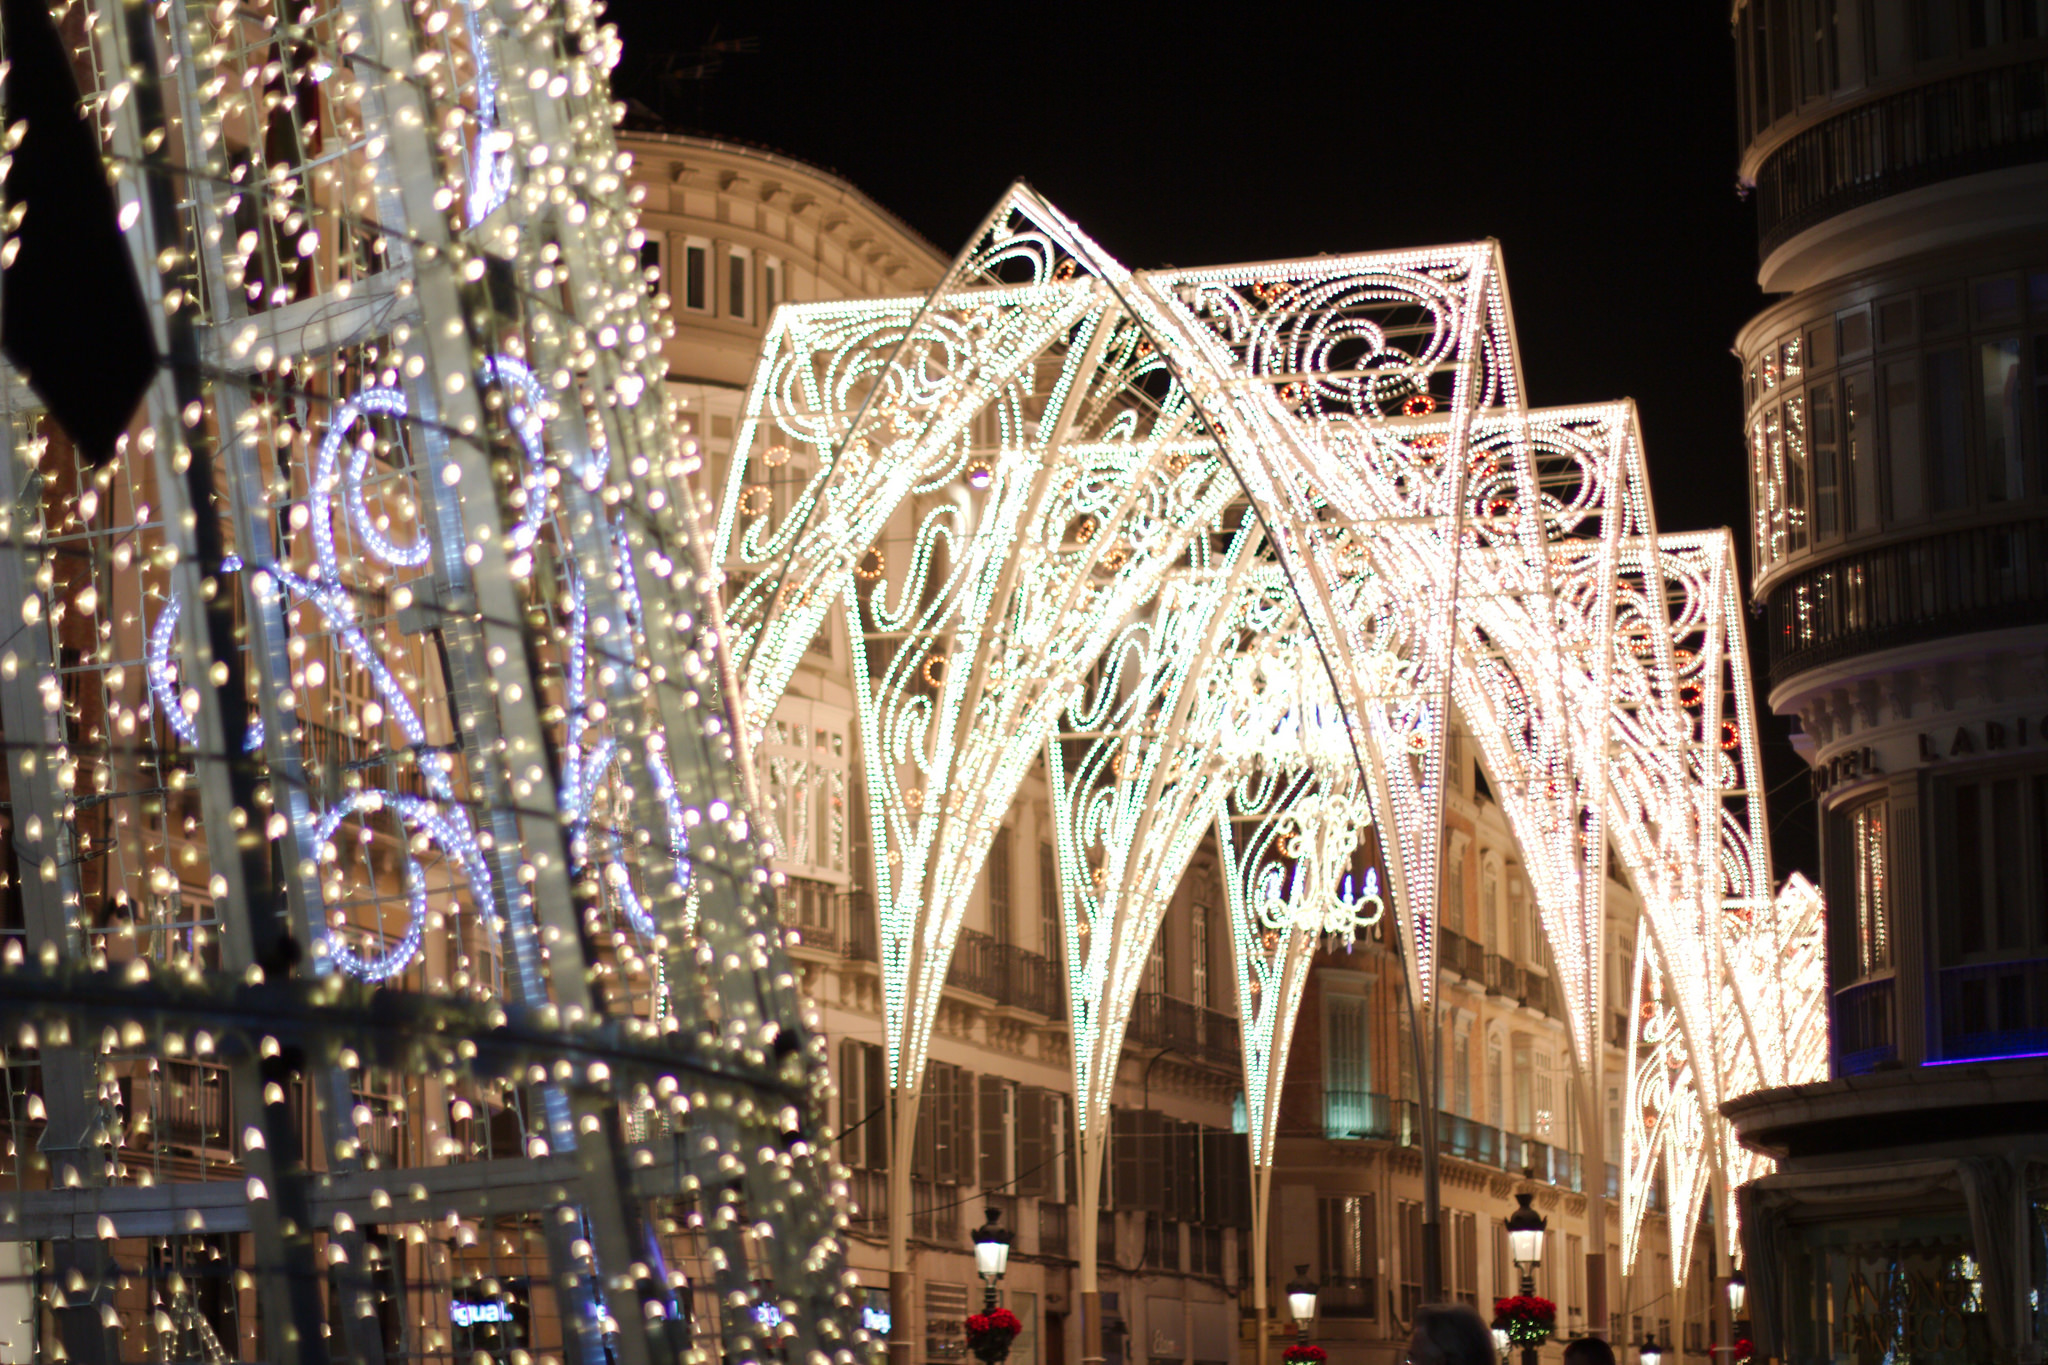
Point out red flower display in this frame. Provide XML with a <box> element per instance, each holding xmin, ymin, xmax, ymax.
<box><xmin>1282</xmin><ymin>1345</ymin><xmax>1327</xmax><ymax>1365</ymax></box>
<box><xmin>966</xmin><ymin>1307</ymin><xmax>1023</xmax><ymax>1364</ymax></box>
<box><xmin>1732</xmin><ymin>1338</ymin><xmax>1754</xmax><ymax>1364</ymax></box>
<box><xmin>1490</xmin><ymin>1294</ymin><xmax>1557</xmax><ymax>1346</ymax></box>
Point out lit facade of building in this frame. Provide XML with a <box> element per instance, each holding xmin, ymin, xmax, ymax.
<box><xmin>1726</xmin><ymin>2</ymin><xmax>2048</xmax><ymax>1360</ymax></box>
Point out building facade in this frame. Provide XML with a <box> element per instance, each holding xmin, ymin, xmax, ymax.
<box><xmin>1727</xmin><ymin>2</ymin><xmax>2048</xmax><ymax>1360</ymax></box>
<box><xmin>1265</xmin><ymin>723</ymin><xmax>1712</xmax><ymax>1365</ymax></box>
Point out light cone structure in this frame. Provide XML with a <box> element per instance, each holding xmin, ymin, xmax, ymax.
<box><xmin>0</xmin><ymin>0</ymin><xmax>863</xmax><ymax>1361</ymax></box>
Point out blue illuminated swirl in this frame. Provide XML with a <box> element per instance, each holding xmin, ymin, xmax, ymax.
<box><xmin>465</xmin><ymin>0</ymin><xmax>513</xmax><ymax>225</ymax></box>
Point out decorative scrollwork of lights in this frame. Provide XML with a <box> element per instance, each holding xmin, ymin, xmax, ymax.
<box><xmin>723</xmin><ymin>187</ymin><xmax>1827</xmax><ymax>1320</ymax></box>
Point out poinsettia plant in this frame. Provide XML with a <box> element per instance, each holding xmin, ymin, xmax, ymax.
<box><xmin>1282</xmin><ymin>1346</ymin><xmax>1327</xmax><ymax>1365</ymax></box>
<box><xmin>1491</xmin><ymin>1294</ymin><xmax>1557</xmax><ymax>1346</ymax></box>
<box><xmin>966</xmin><ymin>1307</ymin><xmax>1023</xmax><ymax>1364</ymax></box>
<box><xmin>1732</xmin><ymin>1338</ymin><xmax>1754</xmax><ymax>1365</ymax></box>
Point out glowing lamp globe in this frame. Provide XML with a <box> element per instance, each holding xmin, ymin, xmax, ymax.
<box><xmin>1506</xmin><ymin>1191</ymin><xmax>1547</xmax><ymax>1269</ymax></box>
<box><xmin>1286</xmin><ymin>1266</ymin><xmax>1319</xmax><ymax>1325</ymax></box>
<box><xmin>1726</xmin><ymin>1269</ymin><xmax>1746</xmax><ymax>1317</ymax></box>
<box><xmin>974</xmin><ymin>1208</ymin><xmax>1014</xmax><ymax>1282</ymax></box>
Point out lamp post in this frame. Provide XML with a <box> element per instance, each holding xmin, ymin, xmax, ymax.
<box><xmin>973</xmin><ymin>1208</ymin><xmax>1014</xmax><ymax>1312</ymax></box>
<box><xmin>1285</xmin><ymin>1266</ymin><xmax>1319</xmax><ymax>1348</ymax></box>
<box><xmin>1725</xmin><ymin>1269</ymin><xmax>1745</xmax><ymax>1321</ymax></box>
<box><xmin>1640</xmin><ymin>1330</ymin><xmax>1664</xmax><ymax>1365</ymax></box>
<box><xmin>1504</xmin><ymin>1189</ymin><xmax>1547</xmax><ymax>1365</ymax></box>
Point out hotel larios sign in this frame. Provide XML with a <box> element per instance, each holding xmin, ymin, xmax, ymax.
<box><xmin>1814</xmin><ymin>712</ymin><xmax>2048</xmax><ymax>799</ymax></box>
<box><xmin>1840</xmin><ymin>1263</ymin><xmax>1991</xmax><ymax>1363</ymax></box>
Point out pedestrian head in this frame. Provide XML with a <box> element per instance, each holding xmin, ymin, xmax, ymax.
<box><xmin>1409</xmin><ymin>1302</ymin><xmax>1495</xmax><ymax>1365</ymax></box>
<box><xmin>1563</xmin><ymin>1338</ymin><xmax>1618</xmax><ymax>1365</ymax></box>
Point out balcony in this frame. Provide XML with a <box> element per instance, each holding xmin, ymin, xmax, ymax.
<box><xmin>1127</xmin><ymin>993</ymin><xmax>1240</xmax><ymax>1068</ymax></box>
<box><xmin>1754</xmin><ymin>59</ymin><xmax>2048</xmax><ymax>262</ymax></box>
<box><xmin>944</xmin><ymin>929</ymin><xmax>1065</xmax><ymax>1018</ymax></box>
<box><xmin>1038</xmin><ymin>1200</ymin><xmax>1071</xmax><ymax>1259</ymax></box>
<box><xmin>1322</xmin><ymin>1090</ymin><xmax>1414</xmax><ymax>1142</ymax></box>
<box><xmin>1938</xmin><ymin>956</ymin><xmax>2048</xmax><ymax>1062</ymax></box>
<box><xmin>842</xmin><ymin>890</ymin><xmax>877</xmax><ymax>962</ymax></box>
<box><xmin>1439</xmin><ymin>930</ymin><xmax>1487</xmax><ymax>984</ymax></box>
<box><xmin>1766</xmin><ymin>519</ymin><xmax>2048</xmax><ymax>685</ymax></box>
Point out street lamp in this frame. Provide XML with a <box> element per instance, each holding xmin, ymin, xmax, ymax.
<box><xmin>1505</xmin><ymin>1192</ymin><xmax>1547</xmax><ymax>1294</ymax></box>
<box><xmin>1502</xmin><ymin>1188</ymin><xmax>1548</xmax><ymax>1365</ymax></box>
<box><xmin>1640</xmin><ymin>1331</ymin><xmax>1664</xmax><ymax>1365</ymax></box>
<box><xmin>1286</xmin><ymin>1265</ymin><xmax>1319</xmax><ymax>1345</ymax></box>
<box><xmin>1725</xmin><ymin>1268</ymin><xmax>1746</xmax><ymax>1319</ymax></box>
<box><xmin>972</xmin><ymin>1208</ymin><xmax>1013</xmax><ymax>1311</ymax></box>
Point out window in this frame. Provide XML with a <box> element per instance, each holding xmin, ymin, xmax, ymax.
<box><xmin>638</xmin><ymin>235</ymin><xmax>663</xmax><ymax>295</ymax></box>
<box><xmin>1317</xmin><ymin>1195</ymin><xmax>1377</xmax><ymax>1319</ymax></box>
<box><xmin>762</xmin><ymin>256</ymin><xmax>783</xmax><ymax>316</ymax></box>
<box><xmin>1191</xmin><ymin>895</ymin><xmax>1211</xmax><ymax>1011</ymax></box>
<box><xmin>839</xmin><ymin>1040</ymin><xmax>887</xmax><ymax>1170</ymax></box>
<box><xmin>1873</xmin><ymin>0</ymin><xmax>1909</xmax><ymax>75</ymax></box>
<box><xmin>989</xmin><ymin>826</ymin><xmax>1013</xmax><ymax>946</ymax></box>
<box><xmin>1451</xmin><ymin>1210</ymin><xmax>1478</xmax><ymax>1308</ymax></box>
<box><xmin>1848</xmin><ymin>800</ymin><xmax>1891</xmax><ymax>977</ymax></box>
<box><xmin>1486</xmin><ymin>1030</ymin><xmax>1504</xmax><ymax>1129</ymax></box>
<box><xmin>726</xmin><ymin>244</ymin><xmax>752</xmax><ymax>320</ymax></box>
<box><xmin>1509</xmin><ymin>878</ymin><xmax>1531</xmax><ymax>963</ymax></box>
<box><xmin>1324</xmin><ymin>991</ymin><xmax>1371</xmax><ymax>1135</ymax></box>
<box><xmin>1040</xmin><ymin>842</ymin><xmax>1061</xmax><ymax>960</ymax></box>
<box><xmin>1142</xmin><ymin>923</ymin><xmax>1166</xmax><ymax>998</ymax></box>
<box><xmin>978</xmin><ymin>1075</ymin><xmax>1012</xmax><ymax>1191</ymax></box>
<box><xmin>1885</xmin><ymin>358</ymin><xmax>1926</xmax><ymax>519</ymax></box>
<box><xmin>1452</xmin><ymin>1021</ymin><xmax>1472</xmax><ymax>1118</ymax></box>
<box><xmin>1982</xmin><ymin>338</ymin><xmax>2026</xmax><ymax>501</ymax></box>
<box><xmin>1784</xmin><ymin>395</ymin><xmax>1810</xmax><ymax>553</ymax></box>
<box><xmin>1937</xmin><ymin>772</ymin><xmax>2048</xmax><ymax>961</ymax></box>
<box><xmin>1927</xmin><ymin>349</ymin><xmax>1969</xmax><ymax>510</ymax></box>
<box><xmin>1812</xmin><ymin>384</ymin><xmax>1840</xmax><ymax>540</ymax></box>
<box><xmin>1480</xmin><ymin>858</ymin><xmax>1501</xmax><ymax>954</ymax></box>
<box><xmin>680</xmin><ymin>238</ymin><xmax>709</xmax><ymax>312</ymax></box>
<box><xmin>1397</xmin><ymin>1200</ymin><xmax>1424</xmax><ymax>1320</ymax></box>
<box><xmin>1511</xmin><ymin>1035</ymin><xmax>1533</xmax><ymax>1136</ymax></box>
<box><xmin>1844</xmin><ymin>369</ymin><xmax>1878</xmax><ymax>532</ymax></box>
<box><xmin>1445</xmin><ymin>841</ymin><xmax>1468</xmax><ymax>936</ymax></box>
<box><xmin>1566</xmin><ymin>1233</ymin><xmax>1585</xmax><ymax>1327</ymax></box>
<box><xmin>1840</xmin><ymin>308</ymin><xmax>1872</xmax><ymax>358</ymax></box>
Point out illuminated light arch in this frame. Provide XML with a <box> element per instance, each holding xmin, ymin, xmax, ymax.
<box><xmin>722</xmin><ymin>188</ymin><xmax>1827</xmax><ymax>1338</ymax></box>
<box><xmin>1616</xmin><ymin>531</ymin><xmax>1830</xmax><ymax>1290</ymax></box>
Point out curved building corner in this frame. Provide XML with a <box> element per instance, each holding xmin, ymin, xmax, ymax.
<box><xmin>1725</xmin><ymin>4</ymin><xmax>2048</xmax><ymax>1362</ymax></box>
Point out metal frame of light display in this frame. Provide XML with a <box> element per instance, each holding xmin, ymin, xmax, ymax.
<box><xmin>0</xmin><ymin>0</ymin><xmax>865</xmax><ymax>1360</ymax></box>
<box><xmin>1616</xmin><ymin>531</ymin><xmax>1828</xmax><ymax>1292</ymax></box>
<box><xmin>720</xmin><ymin>185</ymin><xmax>1826</xmax><ymax>1350</ymax></box>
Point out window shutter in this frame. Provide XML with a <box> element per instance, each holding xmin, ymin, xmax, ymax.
<box><xmin>912</xmin><ymin>1062</ymin><xmax>937</xmax><ymax>1181</ymax></box>
<box><xmin>978</xmin><ymin>1075</ymin><xmax>1009</xmax><ymax>1191</ymax></box>
<box><xmin>1016</xmin><ymin>1086</ymin><xmax>1047</xmax><ymax>1197</ymax></box>
<box><xmin>1158</xmin><ymin>1117</ymin><xmax>1180</xmax><ymax>1221</ymax></box>
<box><xmin>953</xmin><ymin>1067</ymin><xmax>976</xmax><ymax>1186</ymax></box>
<box><xmin>1226</xmin><ymin>1132</ymin><xmax>1251</xmax><ymax>1225</ymax></box>
<box><xmin>1061</xmin><ymin>1094</ymin><xmax>1077</xmax><ymax>1203</ymax></box>
<box><xmin>865</xmin><ymin>1044</ymin><xmax>889</xmax><ymax>1171</ymax></box>
<box><xmin>839</xmin><ymin>1039</ymin><xmax>865</xmax><ymax>1168</ymax></box>
<box><xmin>1112</xmin><ymin>1110</ymin><xmax>1140</xmax><ymax>1210</ymax></box>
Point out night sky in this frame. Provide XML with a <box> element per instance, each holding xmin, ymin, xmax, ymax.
<box><xmin>606</xmin><ymin>1</ymin><xmax>1820</xmax><ymax>878</ymax></box>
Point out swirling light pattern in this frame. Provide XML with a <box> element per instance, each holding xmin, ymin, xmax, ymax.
<box><xmin>724</xmin><ymin>187</ymin><xmax>1826</xmax><ymax>1318</ymax></box>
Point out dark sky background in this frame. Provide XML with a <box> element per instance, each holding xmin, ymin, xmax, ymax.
<box><xmin>606</xmin><ymin>1</ymin><xmax>1820</xmax><ymax>878</ymax></box>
